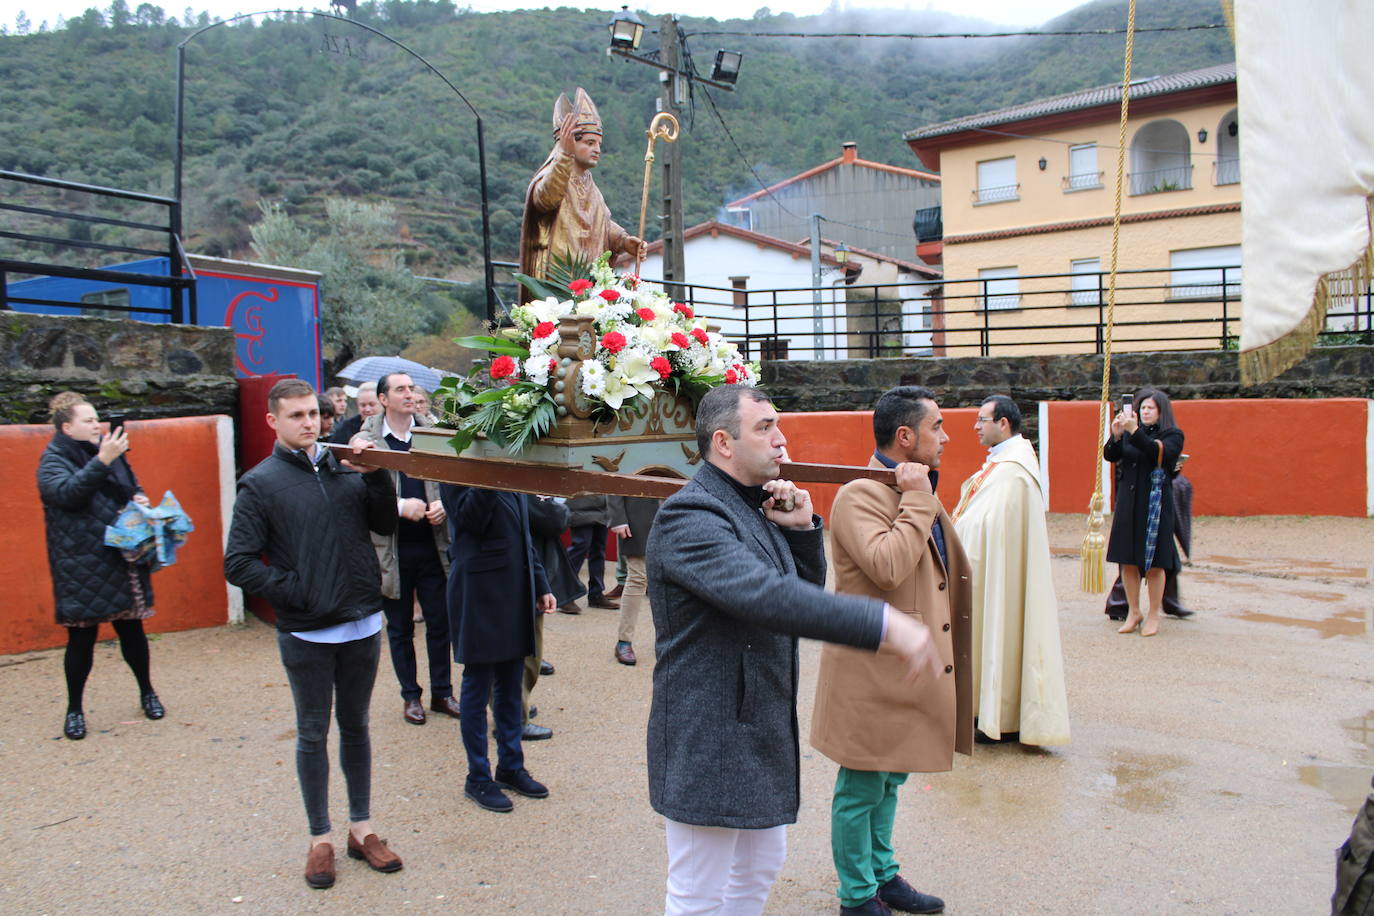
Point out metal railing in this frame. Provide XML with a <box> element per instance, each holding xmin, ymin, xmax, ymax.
<box><xmin>640</xmin><ymin>265</ymin><xmax>1373</xmax><ymax>360</ymax></box>
<box><xmin>0</xmin><ymin>170</ymin><xmax>197</xmax><ymax>322</ymax></box>
<box><xmin>1128</xmin><ymin>164</ymin><xmax>1194</xmax><ymax>196</ymax></box>
<box><xmin>1062</xmin><ymin>170</ymin><xmax>1105</xmax><ymax>191</ymax></box>
<box><xmin>1214</xmin><ymin>158</ymin><xmax>1240</xmax><ymax>185</ymax></box>
<box><xmin>972</xmin><ymin>183</ymin><xmax>1019</xmax><ymax>204</ymax></box>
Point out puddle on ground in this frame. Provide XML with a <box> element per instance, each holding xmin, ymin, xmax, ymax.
<box><xmin>1093</xmin><ymin>750</ymin><xmax>1187</xmax><ymax>813</ymax></box>
<box><xmin>1234</xmin><ymin>608</ymin><xmax>1370</xmax><ymax>638</ymax></box>
<box><xmin>1298</xmin><ymin>764</ymin><xmax>1372</xmax><ymax>814</ymax></box>
<box><xmin>1343</xmin><ymin>711</ymin><xmax>1374</xmax><ymax>751</ymax></box>
<box><xmin>1203</xmin><ymin>554</ymin><xmax>1369</xmax><ymax>580</ymax></box>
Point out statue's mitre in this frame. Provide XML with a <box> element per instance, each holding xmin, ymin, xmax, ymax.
<box><xmin>553</xmin><ymin>88</ymin><xmax>602</xmax><ymax>137</ymax></box>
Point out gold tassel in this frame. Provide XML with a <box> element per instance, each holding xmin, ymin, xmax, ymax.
<box><xmin>1241</xmin><ymin>194</ymin><xmax>1374</xmax><ymax>385</ymax></box>
<box><xmin>1080</xmin><ymin>490</ymin><xmax>1106</xmax><ymax>593</ymax></box>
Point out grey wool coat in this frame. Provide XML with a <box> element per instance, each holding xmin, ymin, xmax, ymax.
<box><xmin>645</xmin><ymin>462</ymin><xmax>886</xmax><ymax>829</ymax></box>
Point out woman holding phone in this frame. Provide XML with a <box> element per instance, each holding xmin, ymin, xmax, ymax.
<box><xmin>38</xmin><ymin>392</ymin><xmax>165</xmax><ymax>740</ymax></box>
<box><xmin>1103</xmin><ymin>387</ymin><xmax>1185</xmax><ymax>637</ymax></box>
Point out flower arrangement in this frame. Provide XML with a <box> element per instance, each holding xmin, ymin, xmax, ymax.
<box><xmin>438</xmin><ymin>253</ymin><xmax>759</xmax><ymax>454</ymax></box>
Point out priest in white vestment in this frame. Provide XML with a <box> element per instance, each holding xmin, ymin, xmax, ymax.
<box><xmin>952</xmin><ymin>395</ymin><xmax>1070</xmax><ymax>746</ymax></box>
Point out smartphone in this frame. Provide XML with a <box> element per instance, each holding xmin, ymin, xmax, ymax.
<box><xmin>108</xmin><ymin>414</ymin><xmax>126</xmax><ymax>435</ymax></box>
<box><xmin>1120</xmin><ymin>395</ymin><xmax>1133</xmax><ymax>417</ymax></box>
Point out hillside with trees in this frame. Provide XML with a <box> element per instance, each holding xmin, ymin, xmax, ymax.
<box><xmin>1</xmin><ymin>0</ymin><xmax>1232</xmax><ymax>324</ymax></box>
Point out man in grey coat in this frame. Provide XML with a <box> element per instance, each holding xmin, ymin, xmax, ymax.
<box><xmin>646</xmin><ymin>385</ymin><xmax>941</xmax><ymax>916</ymax></box>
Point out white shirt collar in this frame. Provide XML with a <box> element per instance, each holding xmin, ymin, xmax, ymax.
<box><xmin>988</xmin><ymin>433</ymin><xmax>1022</xmax><ymax>459</ymax></box>
<box><xmin>381</xmin><ymin>414</ymin><xmax>414</xmax><ymax>443</ymax></box>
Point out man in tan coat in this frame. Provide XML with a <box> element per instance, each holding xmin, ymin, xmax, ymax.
<box><xmin>811</xmin><ymin>385</ymin><xmax>973</xmax><ymax>916</ymax></box>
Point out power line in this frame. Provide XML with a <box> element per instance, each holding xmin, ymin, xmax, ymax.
<box><xmin>697</xmin><ymin>86</ymin><xmax>804</xmax><ymax>222</ymax></box>
<box><xmin>686</xmin><ymin>24</ymin><xmax>1225</xmax><ymax>40</ymax></box>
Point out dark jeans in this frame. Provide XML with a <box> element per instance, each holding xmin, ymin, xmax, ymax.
<box><xmin>567</xmin><ymin>524</ymin><xmax>609</xmax><ymax>601</ymax></box>
<box><xmin>459</xmin><ymin>657</ymin><xmax>524</xmax><ymax>784</ymax></box>
<box><xmin>277</xmin><ymin>630</ymin><xmax>380</xmax><ymax>837</ymax></box>
<box><xmin>382</xmin><ymin>538</ymin><xmax>451</xmax><ymax>702</ymax></box>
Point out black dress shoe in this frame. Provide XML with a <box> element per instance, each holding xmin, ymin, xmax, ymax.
<box><xmin>879</xmin><ymin>875</ymin><xmax>944</xmax><ymax>914</ymax></box>
<box><xmin>64</xmin><ymin>711</ymin><xmax>86</xmax><ymax>740</ymax></box>
<box><xmin>430</xmin><ymin>696</ymin><xmax>461</xmax><ymax>720</ymax></box>
<box><xmin>539</xmin><ymin>659</ymin><xmax>555</xmax><ymax>676</ymax></box>
<box><xmin>464</xmin><ymin>780</ymin><xmax>513</xmax><ymax>813</ymax></box>
<box><xmin>494</xmin><ymin>767</ymin><xmax>549</xmax><ymax>799</ymax></box>
<box><xmin>840</xmin><ymin>898</ymin><xmax>893</xmax><ymax>915</ymax></box>
<box><xmin>140</xmin><ymin>692</ymin><xmax>165</xmax><ymax>720</ymax></box>
<box><xmin>1164</xmin><ymin>607</ymin><xmax>1195</xmax><ymax>618</ymax></box>
<box><xmin>521</xmin><ymin>722</ymin><xmax>553</xmax><ymax>740</ymax></box>
<box><xmin>403</xmin><ymin>699</ymin><xmax>426</xmax><ymax>725</ymax></box>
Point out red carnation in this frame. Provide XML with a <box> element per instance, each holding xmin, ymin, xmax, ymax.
<box><xmin>548</xmin><ymin>357</ymin><xmax>557</xmax><ymax>372</ymax></box>
<box><xmin>636</xmin><ymin>307</ymin><xmax>656</xmax><ymax>322</ymax></box>
<box><xmin>673</xmin><ymin>303</ymin><xmax>694</xmax><ymax>319</ymax></box>
<box><xmin>725</xmin><ymin>368</ymin><xmax>739</xmax><ymax>384</ymax></box>
<box><xmin>690</xmin><ymin>327</ymin><xmax>710</xmax><ymax>346</ymax></box>
<box><xmin>651</xmin><ymin>356</ymin><xmax>672</xmax><ymax>379</ymax></box>
<box><xmin>569</xmin><ymin>279</ymin><xmax>593</xmax><ymax>294</ymax></box>
<box><xmin>601</xmin><ymin>331</ymin><xmax>627</xmax><ymax>354</ymax></box>
<box><xmin>534</xmin><ymin>320</ymin><xmax>556</xmax><ymax>339</ymax></box>
<box><xmin>671</xmin><ymin>331</ymin><xmax>690</xmax><ymax>349</ymax></box>
<box><xmin>598</xmin><ymin>289</ymin><xmax>620</xmax><ymax>303</ymax></box>
<box><xmin>490</xmin><ymin>355</ymin><xmax>517</xmax><ymax>380</ymax></box>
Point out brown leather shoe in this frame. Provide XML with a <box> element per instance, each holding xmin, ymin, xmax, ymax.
<box><xmin>430</xmin><ymin>696</ymin><xmax>461</xmax><ymax>720</ymax></box>
<box><xmin>305</xmin><ymin>842</ymin><xmax>335</xmax><ymax>889</ymax></box>
<box><xmin>604</xmin><ymin>584</ymin><xmax>624</xmax><ymax>600</ymax></box>
<box><xmin>614</xmin><ymin>641</ymin><xmax>637</xmax><ymax>666</ymax></box>
<box><xmin>348</xmin><ymin>832</ymin><xmax>403</xmax><ymax>873</ymax></box>
<box><xmin>588</xmin><ymin>596</ymin><xmax>620</xmax><ymax>610</ymax></box>
<box><xmin>403</xmin><ymin>699</ymin><xmax>426</xmax><ymax>725</ymax></box>
<box><xmin>558</xmin><ymin>602</ymin><xmax>582</xmax><ymax>615</ymax></box>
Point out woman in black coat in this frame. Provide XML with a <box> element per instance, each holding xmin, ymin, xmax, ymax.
<box><xmin>1104</xmin><ymin>387</ymin><xmax>1185</xmax><ymax>637</ymax></box>
<box><xmin>37</xmin><ymin>392</ymin><xmax>165</xmax><ymax>740</ymax></box>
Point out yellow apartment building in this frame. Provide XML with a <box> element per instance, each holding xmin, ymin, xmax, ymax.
<box><xmin>904</xmin><ymin>62</ymin><xmax>1239</xmax><ymax>355</ymax></box>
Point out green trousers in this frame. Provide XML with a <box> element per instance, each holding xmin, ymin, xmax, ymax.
<box><xmin>831</xmin><ymin>766</ymin><xmax>908</xmax><ymax>907</ymax></box>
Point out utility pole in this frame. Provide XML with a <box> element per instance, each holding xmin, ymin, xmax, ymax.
<box><xmin>657</xmin><ymin>15</ymin><xmax>686</xmax><ymax>298</ymax></box>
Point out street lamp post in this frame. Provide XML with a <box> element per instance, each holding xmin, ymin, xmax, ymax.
<box><xmin>174</xmin><ymin>10</ymin><xmax>497</xmax><ymax>321</ymax></box>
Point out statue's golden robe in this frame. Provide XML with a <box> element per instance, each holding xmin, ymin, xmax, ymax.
<box><xmin>518</xmin><ymin>148</ymin><xmax>630</xmax><ymax>301</ymax></box>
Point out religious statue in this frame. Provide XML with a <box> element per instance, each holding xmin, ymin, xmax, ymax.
<box><xmin>519</xmin><ymin>88</ymin><xmax>647</xmax><ymax>301</ymax></box>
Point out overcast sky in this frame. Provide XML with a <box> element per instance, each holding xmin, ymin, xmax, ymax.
<box><xmin>3</xmin><ymin>0</ymin><xmax>1089</xmax><ymax>31</ymax></box>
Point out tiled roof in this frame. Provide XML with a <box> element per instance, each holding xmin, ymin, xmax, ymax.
<box><xmin>903</xmin><ymin>62</ymin><xmax>1236</xmax><ymax>141</ymax></box>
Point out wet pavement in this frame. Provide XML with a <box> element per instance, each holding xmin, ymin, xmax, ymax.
<box><xmin>1</xmin><ymin>513</ymin><xmax>1370</xmax><ymax>914</ymax></box>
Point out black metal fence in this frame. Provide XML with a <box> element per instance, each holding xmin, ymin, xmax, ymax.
<box><xmin>0</xmin><ymin>170</ymin><xmax>198</xmax><ymax>322</ymax></box>
<box><xmin>652</xmin><ymin>266</ymin><xmax>1374</xmax><ymax>361</ymax></box>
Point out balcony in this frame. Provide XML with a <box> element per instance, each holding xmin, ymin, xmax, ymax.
<box><xmin>1214</xmin><ymin>158</ymin><xmax>1240</xmax><ymax>186</ymax></box>
<box><xmin>1129</xmin><ymin>164</ymin><xmax>1194</xmax><ymax>196</ymax></box>
<box><xmin>913</xmin><ymin>206</ymin><xmax>942</xmax><ymax>242</ymax></box>
<box><xmin>971</xmin><ymin>183</ymin><xmax>1019</xmax><ymax>205</ymax></box>
<box><xmin>1062</xmin><ymin>171</ymin><xmax>1104</xmax><ymax>192</ymax></box>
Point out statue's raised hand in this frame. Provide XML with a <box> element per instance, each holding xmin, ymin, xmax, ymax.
<box><xmin>625</xmin><ymin>236</ymin><xmax>647</xmax><ymax>262</ymax></box>
<box><xmin>557</xmin><ymin>114</ymin><xmax>578</xmax><ymax>155</ymax></box>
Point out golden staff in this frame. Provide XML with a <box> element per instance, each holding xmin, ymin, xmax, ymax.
<box><xmin>635</xmin><ymin>111</ymin><xmax>680</xmax><ymax>277</ymax></box>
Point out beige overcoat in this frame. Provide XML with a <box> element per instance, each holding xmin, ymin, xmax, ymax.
<box><xmin>810</xmin><ymin>460</ymin><xmax>974</xmax><ymax>772</ymax></box>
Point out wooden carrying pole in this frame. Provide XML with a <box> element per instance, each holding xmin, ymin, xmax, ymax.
<box><xmin>634</xmin><ymin>112</ymin><xmax>679</xmax><ymax>277</ymax></box>
<box><xmin>324</xmin><ymin>444</ymin><xmax>894</xmax><ymax>500</ymax></box>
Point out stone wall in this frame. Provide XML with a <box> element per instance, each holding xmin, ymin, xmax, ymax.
<box><xmin>0</xmin><ymin>312</ymin><xmax>238</xmax><ymax>424</ymax></box>
<box><xmin>762</xmin><ymin>346</ymin><xmax>1374</xmax><ymax>436</ymax></box>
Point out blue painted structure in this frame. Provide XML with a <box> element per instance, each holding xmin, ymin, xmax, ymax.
<box><xmin>8</xmin><ymin>255</ymin><xmax>323</xmax><ymax>389</ymax></box>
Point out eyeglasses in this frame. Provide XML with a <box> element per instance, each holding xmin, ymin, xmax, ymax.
<box><xmin>974</xmin><ymin>415</ymin><xmax>996</xmax><ymax>425</ymax></box>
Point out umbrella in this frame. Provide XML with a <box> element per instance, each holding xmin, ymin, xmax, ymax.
<box><xmin>335</xmin><ymin>356</ymin><xmax>447</xmax><ymax>393</ymax></box>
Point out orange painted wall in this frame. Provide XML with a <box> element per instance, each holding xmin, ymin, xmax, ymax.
<box><xmin>1</xmin><ymin>417</ymin><xmax>228</xmax><ymax>655</ymax></box>
<box><xmin>1046</xmin><ymin>398</ymin><xmax>1369</xmax><ymax>517</ymax></box>
<box><xmin>781</xmin><ymin>407</ymin><xmax>985</xmax><ymax>522</ymax></box>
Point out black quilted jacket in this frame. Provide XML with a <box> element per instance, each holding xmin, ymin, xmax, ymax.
<box><xmin>37</xmin><ymin>433</ymin><xmax>150</xmax><ymax>626</ymax></box>
<box><xmin>224</xmin><ymin>443</ymin><xmax>397</xmax><ymax>632</ymax></box>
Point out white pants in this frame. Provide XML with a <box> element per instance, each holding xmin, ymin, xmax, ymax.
<box><xmin>664</xmin><ymin>818</ymin><xmax>788</xmax><ymax>916</ymax></box>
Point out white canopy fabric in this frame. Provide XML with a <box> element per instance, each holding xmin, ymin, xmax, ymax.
<box><xmin>1236</xmin><ymin>0</ymin><xmax>1374</xmax><ymax>383</ymax></box>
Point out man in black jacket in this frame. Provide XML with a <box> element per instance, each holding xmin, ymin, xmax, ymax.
<box><xmin>224</xmin><ymin>379</ymin><xmax>404</xmax><ymax>891</ymax></box>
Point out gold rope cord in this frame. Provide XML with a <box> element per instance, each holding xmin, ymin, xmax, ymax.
<box><xmin>1080</xmin><ymin>0</ymin><xmax>1137</xmax><ymax>593</ymax></box>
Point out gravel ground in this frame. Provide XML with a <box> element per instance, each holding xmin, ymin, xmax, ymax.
<box><xmin>1</xmin><ymin>513</ymin><xmax>1370</xmax><ymax>915</ymax></box>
